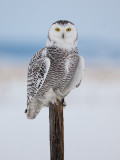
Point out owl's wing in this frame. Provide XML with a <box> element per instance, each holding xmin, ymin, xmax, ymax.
<box><xmin>58</xmin><ymin>55</ymin><xmax>79</xmax><ymax>91</ymax></box>
<box><xmin>75</xmin><ymin>56</ymin><xmax>84</xmax><ymax>87</ymax></box>
<box><xmin>58</xmin><ymin>55</ymin><xmax>84</xmax><ymax>93</ymax></box>
<box><xmin>27</xmin><ymin>50</ymin><xmax>50</xmax><ymax>105</ymax></box>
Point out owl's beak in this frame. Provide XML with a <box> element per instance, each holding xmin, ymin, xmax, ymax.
<box><xmin>62</xmin><ymin>33</ymin><xmax>64</xmax><ymax>39</ymax></box>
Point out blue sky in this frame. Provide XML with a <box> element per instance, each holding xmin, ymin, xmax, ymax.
<box><xmin>0</xmin><ymin>0</ymin><xmax>120</xmax><ymax>45</ymax></box>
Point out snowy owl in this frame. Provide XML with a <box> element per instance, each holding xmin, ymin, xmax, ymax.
<box><xmin>25</xmin><ymin>20</ymin><xmax>84</xmax><ymax>119</ymax></box>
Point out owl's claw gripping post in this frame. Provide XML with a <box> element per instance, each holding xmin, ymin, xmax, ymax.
<box><xmin>62</xmin><ymin>98</ymin><xmax>66</xmax><ymax>107</ymax></box>
<box><xmin>54</xmin><ymin>102</ymin><xmax>57</xmax><ymax>106</ymax></box>
<box><xmin>52</xmin><ymin>99</ymin><xmax>66</xmax><ymax>107</ymax></box>
<box><xmin>25</xmin><ymin>109</ymin><xmax>27</xmax><ymax>113</ymax></box>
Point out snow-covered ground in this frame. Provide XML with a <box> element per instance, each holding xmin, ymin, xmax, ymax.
<box><xmin>0</xmin><ymin>66</ymin><xmax>120</xmax><ymax>160</ymax></box>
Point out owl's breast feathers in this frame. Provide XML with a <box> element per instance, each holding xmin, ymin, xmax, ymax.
<box><xmin>45</xmin><ymin>47</ymin><xmax>79</xmax><ymax>90</ymax></box>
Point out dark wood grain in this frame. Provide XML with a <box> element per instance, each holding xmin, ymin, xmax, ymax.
<box><xmin>49</xmin><ymin>101</ymin><xmax>64</xmax><ymax>160</ymax></box>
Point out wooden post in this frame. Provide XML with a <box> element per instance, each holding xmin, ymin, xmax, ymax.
<box><xmin>49</xmin><ymin>101</ymin><xmax>64</xmax><ymax>160</ymax></box>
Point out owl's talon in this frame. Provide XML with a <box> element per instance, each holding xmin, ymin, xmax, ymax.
<box><xmin>62</xmin><ymin>98</ymin><xmax>66</xmax><ymax>107</ymax></box>
<box><xmin>54</xmin><ymin>102</ymin><xmax>57</xmax><ymax>106</ymax></box>
<box><xmin>25</xmin><ymin>109</ymin><xmax>27</xmax><ymax>113</ymax></box>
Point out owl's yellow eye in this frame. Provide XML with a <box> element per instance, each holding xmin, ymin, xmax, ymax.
<box><xmin>66</xmin><ymin>28</ymin><xmax>71</xmax><ymax>31</ymax></box>
<box><xmin>55</xmin><ymin>28</ymin><xmax>60</xmax><ymax>31</ymax></box>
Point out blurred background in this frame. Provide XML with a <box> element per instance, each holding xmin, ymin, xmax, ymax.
<box><xmin>0</xmin><ymin>0</ymin><xmax>120</xmax><ymax>160</ymax></box>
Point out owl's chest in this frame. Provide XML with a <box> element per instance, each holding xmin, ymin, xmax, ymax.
<box><xmin>47</xmin><ymin>49</ymin><xmax>75</xmax><ymax>78</ymax></box>
<box><xmin>50</xmin><ymin>57</ymin><xmax>67</xmax><ymax>73</ymax></box>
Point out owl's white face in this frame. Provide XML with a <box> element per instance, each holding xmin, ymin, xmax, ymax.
<box><xmin>46</xmin><ymin>20</ymin><xmax>78</xmax><ymax>50</ymax></box>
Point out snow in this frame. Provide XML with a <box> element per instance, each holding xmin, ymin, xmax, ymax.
<box><xmin>0</xmin><ymin>67</ymin><xmax>120</xmax><ymax>160</ymax></box>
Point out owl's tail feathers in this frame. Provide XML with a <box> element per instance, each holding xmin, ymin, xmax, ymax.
<box><xmin>25</xmin><ymin>99</ymin><xmax>43</xmax><ymax>119</ymax></box>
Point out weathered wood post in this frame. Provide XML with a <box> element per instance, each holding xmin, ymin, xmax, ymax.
<box><xmin>49</xmin><ymin>101</ymin><xmax>64</xmax><ymax>160</ymax></box>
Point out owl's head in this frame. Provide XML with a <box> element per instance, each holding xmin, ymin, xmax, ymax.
<box><xmin>46</xmin><ymin>20</ymin><xmax>78</xmax><ymax>50</ymax></box>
